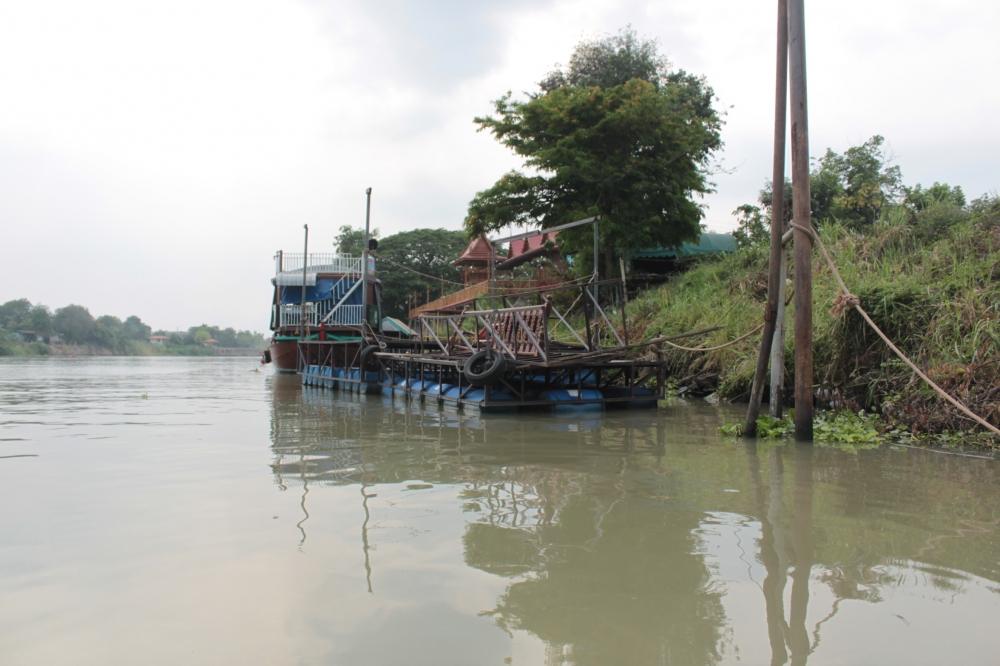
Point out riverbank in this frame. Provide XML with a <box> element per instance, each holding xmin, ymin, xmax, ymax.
<box><xmin>628</xmin><ymin>198</ymin><xmax>998</xmax><ymax>445</ymax></box>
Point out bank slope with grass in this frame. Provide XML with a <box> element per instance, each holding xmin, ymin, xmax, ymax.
<box><xmin>628</xmin><ymin>198</ymin><xmax>998</xmax><ymax>437</ymax></box>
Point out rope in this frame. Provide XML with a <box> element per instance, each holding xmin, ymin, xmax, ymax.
<box><xmin>790</xmin><ymin>221</ymin><xmax>1000</xmax><ymax>437</ymax></box>
<box><xmin>658</xmin><ymin>322</ymin><xmax>764</xmax><ymax>352</ymax></box>
<box><xmin>375</xmin><ymin>256</ymin><xmax>466</xmax><ymax>286</ymax></box>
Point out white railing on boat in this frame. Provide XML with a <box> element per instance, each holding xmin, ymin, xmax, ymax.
<box><xmin>275</xmin><ymin>252</ymin><xmax>363</xmax><ymax>276</ymax></box>
<box><xmin>273</xmin><ymin>303</ymin><xmax>364</xmax><ymax>328</ymax></box>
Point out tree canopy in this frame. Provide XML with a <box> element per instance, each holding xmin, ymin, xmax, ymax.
<box><xmin>334</xmin><ymin>224</ymin><xmax>378</xmax><ymax>256</ymax></box>
<box><xmin>465</xmin><ymin>28</ymin><xmax>722</xmax><ymax>273</ymax></box>
<box><xmin>732</xmin><ymin>135</ymin><xmax>967</xmax><ymax>247</ymax></box>
<box><xmin>372</xmin><ymin>228</ymin><xmax>467</xmax><ymax>318</ymax></box>
<box><xmin>0</xmin><ymin>297</ymin><xmax>264</xmax><ymax>355</ymax></box>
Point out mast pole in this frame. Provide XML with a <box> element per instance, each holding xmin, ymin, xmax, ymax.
<box><xmin>300</xmin><ymin>224</ymin><xmax>309</xmax><ymax>339</ymax></box>
<box><xmin>362</xmin><ymin>187</ymin><xmax>372</xmax><ymax>328</ymax></box>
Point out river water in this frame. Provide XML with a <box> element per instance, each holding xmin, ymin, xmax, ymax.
<box><xmin>0</xmin><ymin>356</ymin><xmax>997</xmax><ymax>665</ymax></box>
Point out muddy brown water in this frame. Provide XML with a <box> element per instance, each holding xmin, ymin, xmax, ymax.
<box><xmin>1</xmin><ymin>357</ymin><xmax>997</xmax><ymax>665</ymax></box>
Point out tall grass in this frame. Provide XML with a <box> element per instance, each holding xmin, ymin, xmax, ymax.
<box><xmin>627</xmin><ymin>199</ymin><xmax>999</xmax><ymax>434</ymax></box>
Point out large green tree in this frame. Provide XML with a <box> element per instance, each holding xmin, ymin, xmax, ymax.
<box><xmin>375</xmin><ymin>228</ymin><xmax>467</xmax><ymax>317</ymax></box>
<box><xmin>53</xmin><ymin>304</ymin><xmax>96</xmax><ymax>344</ymax></box>
<box><xmin>466</xmin><ymin>28</ymin><xmax>722</xmax><ymax>273</ymax></box>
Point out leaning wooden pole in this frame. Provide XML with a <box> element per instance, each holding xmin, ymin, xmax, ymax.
<box><xmin>788</xmin><ymin>0</ymin><xmax>813</xmax><ymax>441</ymax></box>
<box><xmin>744</xmin><ymin>0</ymin><xmax>789</xmax><ymax>437</ymax></box>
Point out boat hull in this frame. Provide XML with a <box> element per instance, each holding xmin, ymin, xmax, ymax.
<box><xmin>269</xmin><ymin>339</ymin><xmax>299</xmax><ymax>373</ymax></box>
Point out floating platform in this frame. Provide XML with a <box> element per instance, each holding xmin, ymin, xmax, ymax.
<box><xmin>301</xmin><ymin>352</ymin><xmax>662</xmax><ymax>413</ymax></box>
<box><xmin>294</xmin><ymin>286</ymin><xmax>665</xmax><ymax>413</ymax></box>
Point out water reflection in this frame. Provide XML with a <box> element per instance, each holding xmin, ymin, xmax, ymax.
<box><xmin>267</xmin><ymin>376</ymin><xmax>1000</xmax><ymax>665</ymax></box>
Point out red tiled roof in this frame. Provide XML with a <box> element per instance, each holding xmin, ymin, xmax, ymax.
<box><xmin>453</xmin><ymin>234</ymin><xmax>495</xmax><ymax>265</ymax></box>
<box><xmin>508</xmin><ymin>230</ymin><xmax>559</xmax><ymax>261</ymax></box>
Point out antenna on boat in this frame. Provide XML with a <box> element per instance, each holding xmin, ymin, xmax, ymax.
<box><xmin>362</xmin><ymin>188</ymin><xmax>372</xmax><ymax>330</ymax></box>
<box><xmin>300</xmin><ymin>224</ymin><xmax>309</xmax><ymax>340</ymax></box>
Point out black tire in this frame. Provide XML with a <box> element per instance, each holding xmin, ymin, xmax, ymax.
<box><xmin>463</xmin><ymin>350</ymin><xmax>506</xmax><ymax>386</ymax></box>
<box><xmin>358</xmin><ymin>344</ymin><xmax>381</xmax><ymax>371</ymax></box>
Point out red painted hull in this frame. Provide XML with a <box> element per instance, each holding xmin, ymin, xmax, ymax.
<box><xmin>269</xmin><ymin>340</ymin><xmax>298</xmax><ymax>373</ymax></box>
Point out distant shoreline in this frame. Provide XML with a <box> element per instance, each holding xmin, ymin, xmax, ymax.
<box><xmin>2</xmin><ymin>343</ymin><xmax>262</xmax><ymax>358</ymax></box>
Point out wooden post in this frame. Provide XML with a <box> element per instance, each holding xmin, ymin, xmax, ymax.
<box><xmin>744</xmin><ymin>0</ymin><xmax>789</xmax><ymax>436</ymax></box>
<box><xmin>789</xmin><ymin>0</ymin><xmax>813</xmax><ymax>440</ymax></box>
<box><xmin>592</xmin><ymin>217</ymin><xmax>600</xmax><ymax>303</ymax></box>
<box><xmin>770</xmin><ymin>246</ymin><xmax>788</xmax><ymax>417</ymax></box>
<box><xmin>619</xmin><ymin>257</ymin><xmax>630</xmax><ymax>345</ymax></box>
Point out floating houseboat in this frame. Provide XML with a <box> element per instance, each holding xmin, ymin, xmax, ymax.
<box><xmin>266</xmin><ymin>250</ymin><xmax>376</xmax><ymax>372</ymax></box>
<box><xmin>265</xmin><ymin>223</ymin><xmax>665</xmax><ymax>412</ymax></box>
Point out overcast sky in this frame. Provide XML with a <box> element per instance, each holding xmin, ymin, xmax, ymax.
<box><xmin>1</xmin><ymin>0</ymin><xmax>997</xmax><ymax>332</ymax></box>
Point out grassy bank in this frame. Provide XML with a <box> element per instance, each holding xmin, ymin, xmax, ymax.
<box><xmin>627</xmin><ymin>198</ymin><xmax>998</xmax><ymax>441</ymax></box>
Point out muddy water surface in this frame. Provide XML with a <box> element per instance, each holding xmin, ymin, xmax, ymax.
<box><xmin>1</xmin><ymin>357</ymin><xmax>997</xmax><ymax>665</ymax></box>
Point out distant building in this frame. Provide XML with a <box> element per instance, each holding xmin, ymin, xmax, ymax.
<box><xmin>149</xmin><ymin>335</ymin><xmax>168</xmax><ymax>345</ymax></box>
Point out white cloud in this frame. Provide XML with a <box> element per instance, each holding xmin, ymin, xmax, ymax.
<box><xmin>0</xmin><ymin>0</ymin><xmax>997</xmax><ymax>330</ymax></box>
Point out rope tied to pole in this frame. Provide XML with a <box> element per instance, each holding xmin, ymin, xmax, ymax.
<box><xmin>790</xmin><ymin>221</ymin><xmax>999</xmax><ymax>437</ymax></box>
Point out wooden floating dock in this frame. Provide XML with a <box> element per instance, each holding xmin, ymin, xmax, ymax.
<box><xmin>298</xmin><ymin>297</ymin><xmax>664</xmax><ymax>412</ymax></box>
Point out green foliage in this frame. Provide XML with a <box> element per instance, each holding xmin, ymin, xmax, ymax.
<box><xmin>722</xmin><ymin>411</ymin><xmax>881</xmax><ymax>446</ymax></box>
<box><xmin>812</xmin><ymin>135</ymin><xmax>903</xmax><ymax>227</ymax></box>
<box><xmin>732</xmin><ymin>180</ymin><xmax>792</xmax><ymax>249</ymax></box>
<box><xmin>632</xmin><ymin>196</ymin><xmax>999</xmax><ymax>438</ymax></box>
<box><xmin>814</xmin><ymin>411</ymin><xmax>881</xmax><ymax>446</ymax></box>
<box><xmin>0</xmin><ymin>298</ymin><xmax>263</xmax><ymax>355</ymax></box>
<box><xmin>738</xmin><ymin>136</ymin><xmax>907</xmax><ymax>236</ymax></box>
<box><xmin>467</xmin><ymin>28</ymin><xmax>722</xmax><ymax>275</ymax></box>
<box><xmin>334</xmin><ymin>224</ymin><xmax>377</xmax><ymax>256</ymax></box>
<box><xmin>53</xmin><ymin>304</ymin><xmax>96</xmax><ymax>344</ymax></box>
<box><xmin>539</xmin><ymin>27</ymin><xmax>667</xmax><ymax>92</ymax></box>
<box><xmin>375</xmin><ymin>227</ymin><xmax>467</xmax><ymax>318</ymax></box>
<box><xmin>903</xmin><ymin>182</ymin><xmax>966</xmax><ymax>213</ymax></box>
<box><xmin>731</xmin><ymin>204</ymin><xmax>767</xmax><ymax>249</ymax></box>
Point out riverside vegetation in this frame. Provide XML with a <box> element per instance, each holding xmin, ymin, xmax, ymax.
<box><xmin>628</xmin><ymin>188</ymin><xmax>998</xmax><ymax>447</ymax></box>
<box><xmin>0</xmin><ymin>300</ymin><xmax>265</xmax><ymax>357</ymax></box>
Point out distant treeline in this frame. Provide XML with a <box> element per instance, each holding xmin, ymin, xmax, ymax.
<box><xmin>0</xmin><ymin>299</ymin><xmax>266</xmax><ymax>356</ymax></box>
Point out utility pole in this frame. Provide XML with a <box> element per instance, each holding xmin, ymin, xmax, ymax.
<box><xmin>744</xmin><ymin>0</ymin><xmax>789</xmax><ymax>436</ymax></box>
<box><xmin>788</xmin><ymin>0</ymin><xmax>813</xmax><ymax>440</ymax></box>
<box><xmin>361</xmin><ymin>187</ymin><xmax>372</xmax><ymax>326</ymax></box>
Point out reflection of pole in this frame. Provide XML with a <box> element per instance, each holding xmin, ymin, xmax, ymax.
<box><xmin>361</xmin><ymin>483</ymin><xmax>374</xmax><ymax>594</ymax></box>
<box><xmin>745</xmin><ymin>0</ymin><xmax>789</xmax><ymax>436</ymax></box>
<box><xmin>296</xmin><ymin>476</ymin><xmax>310</xmax><ymax>549</ymax></box>
<box><xmin>788</xmin><ymin>445</ymin><xmax>814</xmax><ymax>665</ymax></box>
<box><xmin>747</xmin><ymin>444</ymin><xmax>789</xmax><ymax>666</ymax></box>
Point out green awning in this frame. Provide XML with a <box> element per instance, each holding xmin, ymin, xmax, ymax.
<box><xmin>632</xmin><ymin>232</ymin><xmax>736</xmax><ymax>260</ymax></box>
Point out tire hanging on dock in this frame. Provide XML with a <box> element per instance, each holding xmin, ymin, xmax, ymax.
<box><xmin>358</xmin><ymin>345</ymin><xmax>381</xmax><ymax>371</ymax></box>
<box><xmin>462</xmin><ymin>349</ymin><xmax>507</xmax><ymax>386</ymax></box>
